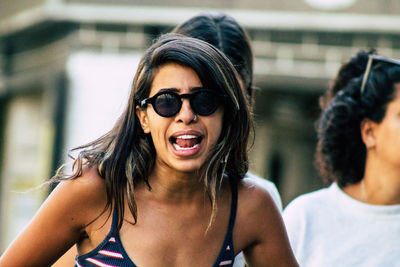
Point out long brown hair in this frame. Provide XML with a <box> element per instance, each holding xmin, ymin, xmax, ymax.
<box><xmin>53</xmin><ymin>33</ymin><xmax>253</xmax><ymax>229</ymax></box>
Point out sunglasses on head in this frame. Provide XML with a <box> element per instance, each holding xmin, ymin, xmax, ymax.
<box><xmin>140</xmin><ymin>89</ymin><xmax>224</xmax><ymax>117</ymax></box>
<box><xmin>360</xmin><ymin>54</ymin><xmax>400</xmax><ymax>94</ymax></box>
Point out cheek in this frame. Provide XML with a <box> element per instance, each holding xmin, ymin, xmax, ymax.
<box><xmin>388</xmin><ymin>123</ymin><xmax>400</xmax><ymax>146</ymax></box>
<box><xmin>148</xmin><ymin>118</ymin><xmax>169</xmax><ymax>146</ymax></box>
<box><xmin>376</xmin><ymin>120</ymin><xmax>400</xmax><ymax>152</ymax></box>
<box><xmin>209</xmin><ymin>114</ymin><xmax>224</xmax><ymax>144</ymax></box>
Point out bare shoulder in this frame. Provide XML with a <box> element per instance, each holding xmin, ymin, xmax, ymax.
<box><xmin>235</xmin><ymin>179</ymin><xmax>299</xmax><ymax>266</ymax></box>
<box><xmin>237</xmin><ymin>178</ymin><xmax>278</xmax><ymax>213</ymax></box>
<box><xmin>243</xmin><ymin>174</ymin><xmax>283</xmax><ymax>211</ymax></box>
<box><xmin>235</xmin><ymin>178</ymin><xmax>282</xmax><ymax>249</ymax></box>
<box><xmin>58</xmin><ymin>166</ymin><xmax>107</xmax><ymax>199</ymax></box>
<box><xmin>51</xmin><ymin>166</ymin><xmax>108</xmax><ymax>226</ymax></box>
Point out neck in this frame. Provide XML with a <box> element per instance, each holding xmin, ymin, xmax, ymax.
<box><xmin>344</xmin><ymin>155</ymin><xmax>400</xmax><ymax>205</ymax></box>
<box><xmin>141</xmin><ymin>162</ymin><xmax>206</xmax><ymax>204</ymax></box>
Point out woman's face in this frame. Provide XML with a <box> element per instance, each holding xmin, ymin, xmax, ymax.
<box><xmin>136</xmin><ymin>63</ymin><xmax>224</xmax><ymax>174</ymax></box>
<box><xmin>370</xmin><ymin>84</ymin><xmax>400</xmax><ymax>167</ymax></box>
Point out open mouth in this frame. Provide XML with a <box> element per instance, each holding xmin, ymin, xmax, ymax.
<box><xmin>170</xmin><ymin>134</ymin><xmax>203</xmax><ymax>151</ymax></box>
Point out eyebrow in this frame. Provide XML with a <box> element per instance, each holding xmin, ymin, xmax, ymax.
<box><xmin>157</xmin><ymin>87</ymin><xmax>205</xmax><ymax>94</ymax></box>
<box><xmin>155</xmin><ymin>88</ymin><xmax>178</xmax><ymax>94</ymax></box>
<box><xmin>190</xmin><ymin>86</ymin><xmax>206</xmax><ymax>92</ymax></box>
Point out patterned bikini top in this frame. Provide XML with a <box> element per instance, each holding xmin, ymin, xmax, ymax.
<box><xmin>75</xmin><ymin>181</ymin><xmax>238</xmax><ymax>267</ymax></box>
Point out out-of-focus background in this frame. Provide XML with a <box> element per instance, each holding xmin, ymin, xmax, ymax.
<box><xmin>1</xmin><ymin>0</ymin><xmax>400</xmax><ymax>252</ymax></box>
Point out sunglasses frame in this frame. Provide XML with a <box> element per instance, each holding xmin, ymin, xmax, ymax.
<box><xmin>140</xmin><ymin>89</ymin><xmax>224</xmax><ymax>117</ymax></box>
<box><xmin>360</xmin><ymin>55</ymin><xmax>400</xmax><ymax>94</ymax></box>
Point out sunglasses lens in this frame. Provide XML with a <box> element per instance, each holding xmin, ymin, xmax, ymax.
<box><xmin>148</xmin><ymin>90</ymin><xmax>222</xmax><ymax>117</ymax></box>
<box><xmin>154</xmin><ymin>93</ymin><xmax>181</xmax><ymax>117</ymax></box>
<box><xmin>192</xmin><ymin>91</ymin><xmax>220</xmax><ymax>116</ymax></box>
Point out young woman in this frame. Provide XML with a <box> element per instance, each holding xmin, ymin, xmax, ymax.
<box><xmin>283</xmin><ymin>50</ymin><xmax>400</xmax><ymax>266</ymax></box>
<box><xmin>0</xmin><ymin>34</ymin><xmax>298</xmax><ymax>267</ymax></box>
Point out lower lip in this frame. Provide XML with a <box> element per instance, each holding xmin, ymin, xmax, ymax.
<box><xmin>170</xmin><ymin>139</ymin><xmax>203</xmax><ymax>157</ymax></box>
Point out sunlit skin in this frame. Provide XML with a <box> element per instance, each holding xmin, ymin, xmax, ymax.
<box><xmin>136</xmin><ymin>63</ymin><xmax>223</xmax><ymax>177</ymax></box>
<box><xmin>344</xmin><ymin>83</ymin><xmax>400</xmax><ymax>205</ymax></box>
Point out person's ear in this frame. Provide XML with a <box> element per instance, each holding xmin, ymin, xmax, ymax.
<box><xmin>136</xmin><ymin>106</ymin><xmax>150</xmax><ymax>134</ymax></box>
<box><xmin>361</xmin><ymin>118</ymin><xmax>377</xmax><ymax>150</ymax></box>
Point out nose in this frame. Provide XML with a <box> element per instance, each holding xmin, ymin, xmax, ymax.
<box><xmin>175</xmin><ymin>99</ymin><xmax>196</xmax><ymax>124</ymax></box>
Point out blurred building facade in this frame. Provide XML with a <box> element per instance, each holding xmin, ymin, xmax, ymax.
<box><xmin>1</xmin><ymin>0</ymin><xmax>400</xmax><ymax>251</ymax></box>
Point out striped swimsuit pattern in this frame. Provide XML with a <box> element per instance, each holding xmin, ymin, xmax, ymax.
<box><xmin>75</xmin><ymin>180</ymin><xmax>238</xmax><ymax>267</ymax></box>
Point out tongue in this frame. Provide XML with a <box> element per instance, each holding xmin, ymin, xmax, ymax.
<box><xmin>176</xmin><ymin>138</ymin><xmax>198</xmax><ymax>148</ymax></box>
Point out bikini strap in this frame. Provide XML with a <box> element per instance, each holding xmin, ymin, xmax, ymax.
<box><xmin>212</xmin><ymin>178</ymin><xmax>238</xmax><ymax>267</ymax></box>
<box><xmin>110</xmin><ymin>204</ymin><xmax>119</xmax><ymax>235</ymax></box>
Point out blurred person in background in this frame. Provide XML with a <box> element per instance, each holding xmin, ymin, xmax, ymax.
<box><xmin>283</xmin><ymin>50</ymin><xmax>400</xmax><ymax>266</ymax></box>
<box><xmin>0</xmin><ymin>34</ymin><xmax>298</xmax><ymax>267</ymax></box>
<box><xmin>173</xmin><ymin>12</ymin><xmax>284</xmax><ymax>267</ymax></box>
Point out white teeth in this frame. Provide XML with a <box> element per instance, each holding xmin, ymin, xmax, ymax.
<box><xmin>176</xmin><ymin>135</ymin><xmax>198</xmax><ymax>139</ymax></box>
<box><xmin>173</xmin><ymin>143</ymin><xmax>200</xmax><ymax>150</ymax></box>
<box><xmin>172</xmin><ymin>134</ymin><xmax>201</xmax><ymax>151</ymax></box>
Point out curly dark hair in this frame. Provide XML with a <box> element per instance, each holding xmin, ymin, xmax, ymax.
<box><xmin>319</xmin><ymin>49</ymin><xmax>377</xmax><ymax>109</ymax></box>
<box><xmin>315</xmin><ymin>50</ymin><xmax>400</xmax><ymax>187</ymax></box>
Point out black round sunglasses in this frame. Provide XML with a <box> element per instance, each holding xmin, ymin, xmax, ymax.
<box><xmin>140</xmin><ymin>89</ymin><xmax>224</xmax><ymax>117</ymax></box>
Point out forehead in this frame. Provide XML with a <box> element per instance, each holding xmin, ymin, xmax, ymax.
<box><xmin>150</xmin><ymin>63</ymin><xmax>203</xmax><ymax>94</ymax></box>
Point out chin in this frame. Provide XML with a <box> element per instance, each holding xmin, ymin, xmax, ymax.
<box><xmin>170</xmin><ymin>160</ymin><xmax>205</xmax><ymax>174</ymax></box>
<box><xmin>175</xmin><ymin>165</ymin><xmax>203</xmax><ymax>174</ymax></box>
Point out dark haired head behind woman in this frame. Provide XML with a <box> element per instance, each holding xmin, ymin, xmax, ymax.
<box><xmin>283</xmin><ymin>50</ymin><xmax>400</xmax><ymax>266</ymax></box>
<box><xmin>1</xmin><ymin>34</ymin><xmax>298</xmax><ymax>267</ymax></box>
<box><xmin>172</xmin><ymin>12</ymin><xmax>253</xmax><ymax>102</ymax></box>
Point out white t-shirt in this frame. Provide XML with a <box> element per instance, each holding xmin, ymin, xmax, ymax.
<box><xmin>283</xmin><ymin>183</ymin><xmax>400</xmax><ymax>267</ymax></box>
<box><xmin>233</xmin><ymin>172</ymin><xmax>282</xmax><ymax>267</ymax></box>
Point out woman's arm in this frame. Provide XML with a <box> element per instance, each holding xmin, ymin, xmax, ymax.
<box><xmin>237</xmin><ymin>181</ymin><xmax>299</xmax><ymax>267</ymax></box>
<box><xmin>0</xmin><ymin>168</ymin><xmax>107</xmax><ymax>267</ymax></box>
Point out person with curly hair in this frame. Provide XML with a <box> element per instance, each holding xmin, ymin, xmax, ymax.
<box><xmin>0</xmin><ymin>34</ymin><xmax>298</xmax><ymax>267</ymax></box>
<box><xmin>283</xmin><ymin>50</ymin><xmax>400</xmax><ymax>266</ymax></box>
